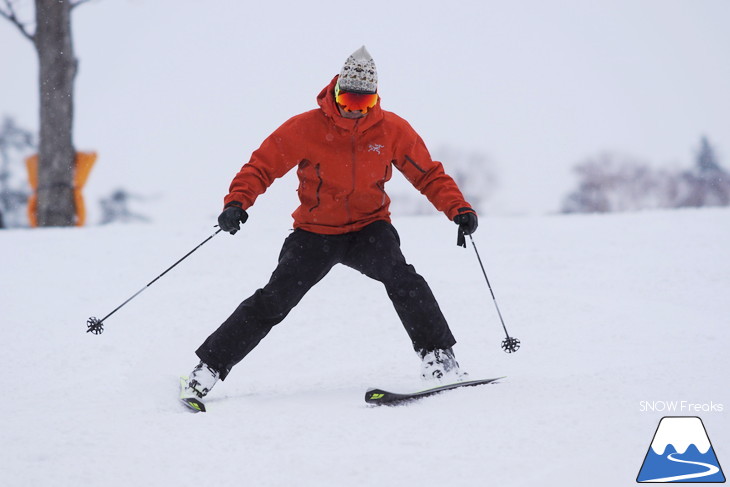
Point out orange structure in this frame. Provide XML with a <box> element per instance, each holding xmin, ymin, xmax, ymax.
<box><xmin>26</xmin><ymin>151</ymin><xmax>97</xmax><ymax>226</ymax></box>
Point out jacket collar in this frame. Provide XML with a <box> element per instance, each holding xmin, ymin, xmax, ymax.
<box><xmin>317</xmin><ymin>75</ymin><xmax>384</xmax><ymax>133</ymax></box>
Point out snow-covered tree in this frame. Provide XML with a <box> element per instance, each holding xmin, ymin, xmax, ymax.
<box><xmin>676</xmin><ymin>136</ymin><xmax>730</xmax><ymax>207</ymax></box>
<box><xmin>98</xmin><ymin>188</ymin><xmax>151</xmax><ymax>225</ymax></box>
<box><xmin>0</xmin><ymin>116</ymin><xmax>35</xmax><ymax>228</ymax></box>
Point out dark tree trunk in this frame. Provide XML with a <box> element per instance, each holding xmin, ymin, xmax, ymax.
<box><xmin>34</xmin><ymin>0</ymin><xmax>77</xmax><ymax>226</ymax></box>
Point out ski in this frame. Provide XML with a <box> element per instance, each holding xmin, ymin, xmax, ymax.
<box><xmin>365</xmin><ymin>377</ymin><xmax>504</xmax><ymax>406</ymax></box>
<box><xmin>179</xmin><ymin>376</ymin><xmax>206</xmax><ymax>413</ymax></box>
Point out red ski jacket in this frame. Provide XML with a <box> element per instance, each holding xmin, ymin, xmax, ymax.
<box><xmin>224</xmin><ymin>76</ymin><xmax>472</xmax><ymax>235</ymax></box>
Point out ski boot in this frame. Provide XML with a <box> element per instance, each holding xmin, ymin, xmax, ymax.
<box><xmin>418</xmin><ymin>348</ymin><xmax>468</xmax><ymax>382</ymax></box>
<box><xmin>180</xmin><ymin>361</ymin><xmax>220</xmax><ymax>412</ymax></box>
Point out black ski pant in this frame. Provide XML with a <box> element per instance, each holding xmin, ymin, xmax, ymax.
<box><xmin>196</xmin><ymin>220</ymin><xmax>456</xmax><ymax>380</ymax></box>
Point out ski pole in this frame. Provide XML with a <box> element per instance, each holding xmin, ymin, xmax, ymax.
<box><xmin>468</xmin><ymin>234</ymin><xmax>521</xmax><ymax>353</ymax></box>
<box><xmin>86</xmin><ymin>227</ymin><xmax>223</xmax><ymax>335</ymax></box>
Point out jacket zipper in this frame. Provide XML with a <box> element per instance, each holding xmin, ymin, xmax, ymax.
<box><xmin>345</xmin><ymin>119</ymin><xmax>360</xmax><ymax>223</ymax></box>
<box><xmin>405</xmin><ymin>154</ymin><xmax>427</xmax><ymax>173</ymax></box>
<box><xmin>309</xmin><ymin>163</ymin><xmax>322</xmax><ymax>212</ymax></box>
<box><xmin>378</xmin><ymin>164</ymin><xmax>389</xmax><ymax>207</ymax></box>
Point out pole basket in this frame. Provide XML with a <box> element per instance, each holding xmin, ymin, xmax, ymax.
<box><xmin>87</xmin><ymin>317</ymin><xmax>104</xmax><ymax>335</ymax></box>
<box><xmin>501</xmin><ymin>336</ymin><xmax>520</xmax><ymax>353</ymax></box>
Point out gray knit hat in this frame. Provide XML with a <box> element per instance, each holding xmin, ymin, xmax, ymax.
<box><xmin>338</xmin><ymin>46</ymin><xmax>378</xmax><ymax>94</ymax></box>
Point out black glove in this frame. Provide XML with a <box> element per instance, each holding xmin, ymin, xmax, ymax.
<box><xmin>218</xmin><ymin>203</ymin><xmax>248</xmax><ymax>234</ymax></box>
<box><xmin>454</xmin><ymin>207</ymin><xmax>478</xmax><ymax>247</ymax></box>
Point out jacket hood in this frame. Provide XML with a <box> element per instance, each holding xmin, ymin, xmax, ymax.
<box><xmin>317</xmin><ymin>75</ymin><xmax>384</xmax><ymax>132</ymax></box>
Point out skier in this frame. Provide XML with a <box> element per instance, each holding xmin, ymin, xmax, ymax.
<box><xmin>182</xmin><ymin>46</ymin><xmax>478</xmax><ymax>402</ymax></box>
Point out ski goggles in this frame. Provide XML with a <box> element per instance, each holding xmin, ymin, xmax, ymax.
<box><xmin>335</xmin><ymin>81</ymin><xmax>378</xmax><ymax>113</ymax></box>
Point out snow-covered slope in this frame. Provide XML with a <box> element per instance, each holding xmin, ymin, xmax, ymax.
<box><xmin>1</xmin><ymin>208</ymin><xmax>728</xmax><ymax>486</ymax></box>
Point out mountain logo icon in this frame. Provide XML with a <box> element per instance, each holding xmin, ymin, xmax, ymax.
<box><xmin>637</xmin><ymin>416</ymin><xmax>725</xmax><ymax>483</ymax></box>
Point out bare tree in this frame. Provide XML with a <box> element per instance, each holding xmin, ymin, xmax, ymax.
<box><xmin>561</xmin><ymin>153</ymin><xmax>670</xmax><ymax>213</ymax></box>
<box><xmin>436</xmin><ymin>146</ymin><xmax>498</xmax><ymax>213</ymax></box>
<box><xmin>388</xmin><ymin>146</ymin><xmax>497</xmax><ymax>216</ymax></box>
<box><xmin>1</xmin><ymin>0</ymin><xmax>91</xmax><ymax>226</ymax></box>
<box><xmin>562</xmin><ymin>138</ymin><xmax>730</xmax><ymax>214</ymax></box>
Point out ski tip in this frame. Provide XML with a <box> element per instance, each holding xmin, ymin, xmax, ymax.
<box><xmin>364</xmin><ymin>389</ymin><xmax>389</xmax><ymax>404</ymax></box>
<box><xmin>179</xmin><ymin>376</ymin><xmax>206</xmax><ymax>413</ymax></box>
<box><xmin>180</xmin><ymin>397</ymin><xmax>206</xmax><ymax>413</ymax></box>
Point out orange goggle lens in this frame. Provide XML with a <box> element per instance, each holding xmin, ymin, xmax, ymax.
<box><xmin>335</xmin><ymin>87</ymin><xmax>378</xmax><ymax>113</ymax></box>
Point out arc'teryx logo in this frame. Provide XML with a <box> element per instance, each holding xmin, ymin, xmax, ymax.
<box><xmin>368</xmin><ymin>143</ymin><xmax>384</xmax><ymax>154</ymax></box>
<box><xmin>637</xmin><ymin>416</ymin><xmax>725</xmax><ymax>483</ymax></box>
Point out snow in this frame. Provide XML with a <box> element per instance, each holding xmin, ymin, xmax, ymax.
<box><xmin>1</xmin><ymin>208</ymin><xmax>729</xmax><ymax>486</ymax></box>
<box><xmin>651</xmin><ymin>417</ymin><xmax>711</xmax><ymax>455</ymax></box>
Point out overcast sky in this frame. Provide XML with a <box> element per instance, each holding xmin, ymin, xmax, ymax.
<box><xmin>1</xmin><ymin>0</ymin><xmax>729</xmax><ymax>217</ymax></box>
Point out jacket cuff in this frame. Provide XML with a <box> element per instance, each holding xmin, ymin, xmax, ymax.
<box><xmin>223</xmin><ymin>192</ymin><xmax>251</xmax><ymax>210</ymax></box>
<box><xmin>447</xmin><ymin>205</ymin><xmax>475</xmax><ymax>220</ymax></box>
<box><xmin>224</xmin><ymin>201</ymin><xmax>243</xmax><ymax>209</ymax></box>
